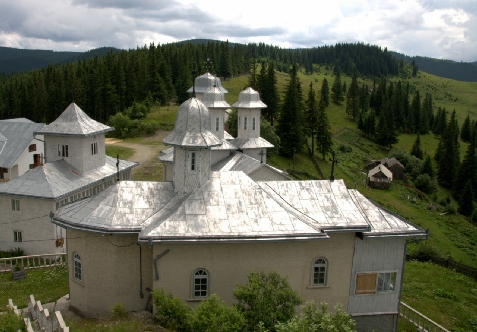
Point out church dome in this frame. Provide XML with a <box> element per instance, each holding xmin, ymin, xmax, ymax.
<box><xmin>163</xmin><ymin>98</ymin><xmax>222</xmax><ymax>148</ymax></box>
<box><xmin>202</xmin><ymin>87</ymin><xmax>231</xmax><ymax>109</ymax></box>
<box><xmin>187</xmin><ymin>72</ymin><xmax>228</xmax><ymax>94</ymax></box>
<box><xmin>232</xmin><ymin>87</ymin><xmax>267</xmax><ymax>108</ymax></box>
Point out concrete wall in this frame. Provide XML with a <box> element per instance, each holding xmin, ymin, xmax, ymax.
<box><xmin>0</xmin><ymin>195</ymin><xmax>64</xmax><ymax>255</ymax></box>
<box><xmin>163</xmin><ymin>163</ymin><xmax>173</xmax><ymax>181</ymax></box>
<box><xmin>348</xmin><ymin>237</ymin><xmax>405</xmax><ymax>315</ymax></box>
<box><xmin>67</xmin><ymin>230</ymin><xmax>153</xmax><ymax>318</ymax></box>
<box><xmin>7</xmin><ymin>135</ymin><xmax>45</xmax><ymax>181</ymax></box>
<box><xmin>44</xmin><ymin>134</ymin><xmax>105</xmax><ymax>174</ymax></box>
<box><xmin>152</xmin><ymin>233</ymin><xmax>355</xmax><ymax>308</ymax></box>
<box><xmin>353</xmin><ymin>313</ymin><xmax>398</xmax><ymax>332</ymax></box>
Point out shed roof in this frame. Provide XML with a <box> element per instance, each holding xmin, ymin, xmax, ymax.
<box><xmin>0</xmin><ymin>120</ymin><xmax>45</xmax><ymax>168</ymax></box>
<box><xmin>34</xmin><ymin>103</ymin><xmax>113</xmax><ymax>137</ymax></box>
<box><xmin>0</xmin><ymin>156</ymin><xmax>137</xmax><ymax>200</ymax></box>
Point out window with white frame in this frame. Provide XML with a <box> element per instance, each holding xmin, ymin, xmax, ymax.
<box><xmin>193</xmin><ymin>269</ymin><xmax>208</xmax><ymax>298</ymax></box>
<box><xmin>13</xmin><ymin>231</ymin><xmax>22</xmax><ymax>242</ymax></box>
<box><xmin>355</xmin><ymin>272</ymin><xmax>396</xmax><ymax>294</ymax></box>
<box><xmin>252</xmin><ymin>117</ymin><xmax>256</xmax><ymax>130</ymax></box>
<box><xmin>188</xmin><ymin>151</ymin><xmax>198</xmax><ymax>173</ymax></box>
<box><xmin>215</xmin><ymin>118</ymin><xmax>219</xmax><ymax>131</ymax></box>
<box><xmin>74</xmin><ymin>253</ymin><xmax>82</xmax><ymax>282</ymax></box>
<box><xmin>11</xmin><ymin>199</ymin><xmax>20</xmax><ymax>211</ymax></box>
<box><xmin>244</xmin><ymin>116</ymin><xmax>248</xmax><ymax>130</ymax></box>
<box><xmin>312</xmin><ymin>258</ymin><xmax>327</xmax><ymax>285</ymax></box>
<box><xmin>58</xmin><ymin>144</ymin><xmax>69</xmax><ymax>157</ymax></box>
<box><xmin>91</xmin><ymin>142</ymin><xmax>98</xmax><ymax>155</ymax></box>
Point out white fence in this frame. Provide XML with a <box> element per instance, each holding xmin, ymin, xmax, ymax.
<box><xmin>28</xmin><ymin>294</ymin><xmax>69</xmax><ymax>332</ymax></box>
<box><xmin>0</xmin><ymin>253</ymin><xmax>66</xmax><ymax>272</ymax></box>
<box><xmin>400</xmin><ymin>302</ymin><xmax>450</xmax><ymax>332</ymax></box>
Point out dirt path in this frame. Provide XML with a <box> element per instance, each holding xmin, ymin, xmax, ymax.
<box><xmin>105</xmin><ymin>131</ymin><xmax>170</xmax><ymax>180</ymax></box>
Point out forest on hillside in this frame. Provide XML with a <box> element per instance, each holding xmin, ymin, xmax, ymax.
<box><xmin>0</xmin><ymin>41</ymin><xmax>399</xmax><ymax>123</ymax></box>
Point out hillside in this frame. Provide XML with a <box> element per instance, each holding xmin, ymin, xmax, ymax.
<box><xmin>391</xmin><ymin>51</ymin><xmax>477</xmax><ymax>82</ymax></box>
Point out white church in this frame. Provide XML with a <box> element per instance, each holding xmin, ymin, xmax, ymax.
<box><xmin>47</xmin><ymin>72</ymin><xmax>427</xmax><ymax>332</ymax></box>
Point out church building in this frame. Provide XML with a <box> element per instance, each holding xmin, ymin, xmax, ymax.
<box><xmin>52</xmin><ymin>92</ymin><xmax>427</xmax><ymax>332</ymax></box>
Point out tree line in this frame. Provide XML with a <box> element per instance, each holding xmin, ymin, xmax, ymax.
<box><xmin>0</xmin><ymin>41</ymin><xmax>399</xmax><ymax>123</ymax></box>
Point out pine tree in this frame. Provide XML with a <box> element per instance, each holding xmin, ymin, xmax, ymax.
<box><xmin>454</xmin><ymin>131</ymin><xmax>477</xmax><ymax>199</ymax></box>
<box><xmin>345</xmin><ymin>73</ymin><xmax>359</xmax><ymax>121</ymax></box>
<box><xmin>331</xmin><ymin>72</ymin><xmax>344</xmax><ymax>105</ymax></box>
<box><xmin>264</xmin><ymin>62</ymin><xmax>279</xmax><ymax>126</ymax></box>
<box><xmin>421</xmin><ymin>155</ymin><xmax>436</xmax><ymax>178</ymax></box>
<box><xmin>315</xmin><ymin>97</ymin><xmax>333</xmax><ymax>160</ymax></box>
<box><xmin>411</xmin><ymin>134</ymin><xmax>424</xmax><ymax>159</ymax></box>
<box><xmin>320</xmin><ymin>78</ymin><xmax>330</xmax><ymax>107</ymax></box>
<box><xmin>460</xmin><ymin>115</ymin><xmax>472</xmax><ymax>142</ymax></box>
<box><xmin>305</xmin><ymin>83</ymin><xmax>318</xmax><ymax>155</ymax></box>
<box><xmin>249</xmin><ymin>56</ymin><xmax>258</xmax><ymax>90</ymax></box>
<box><xmin>277</xmin><ymin>64</ymin><xmax>305</xmax><ymax>157</ymax></box>
<box><xmin>458</xmin><ymin>180</ymin><xmax>474</xmax><ymax>217</ymax></box>
<box><xmin>437</xmin><ymin>110</ymin><xmax>460</xmax><ymax>187</ymax></box>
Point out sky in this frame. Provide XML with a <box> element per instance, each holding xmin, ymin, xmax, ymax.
<box><xmin>0</xmin><ymin>0</ymin><xmax>476</xmax><ymax>62</ymax></box>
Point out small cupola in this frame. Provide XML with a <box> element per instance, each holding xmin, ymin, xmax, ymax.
<box><xmin>164</xmin><ymin>98</ymin><xmax>222</xmax><ymax>193</ymax></box>
<box><xmin>187</xmin><ymin>73</ymin><xmax>228</xmax><ymax>101</ymax></box>
<box><xmin>202</xmin><ymin>87</ymin><xmax>231</xmax><ymax>140</ymax></box>
<box><xmin>232</xmin><ymin>87</ymin><xmax>267</xmax><ymax>139</ymax></box>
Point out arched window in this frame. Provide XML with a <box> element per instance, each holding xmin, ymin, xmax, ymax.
<box><xmin>74</xmin><ymin>253</ymin><xmax>82</xmax><ymax>282</ymax></box>
<box><xmin>312</xmin><ymin>258</ymin><xmax>327</xmax><ymax>286</ymax></box>
<box><xmin>193</xmin><ymin>269</ymin><xmax>208</xmax><ymax>298</ymax></box>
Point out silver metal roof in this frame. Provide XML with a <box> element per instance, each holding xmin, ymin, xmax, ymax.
<box><xmin>229</xmin><ymin>137</ymin><xmax>274</xmax><ymax>149</ymax></box>
<box><xmin>224</xmin><ymin>131</ymin><xmax>234</xmax><ymax>140</ymax></box>
<box><xmin>211</xmin><ymin>139</ymin><xmax>237</xmax><ymax>151</ymax></box>
<box><xmin>187</xmin><ymin>72</ymin><xmax>228</xmax><ymax>94</ymax></box>
<box><xmin>53</xmin><ymin>181</ymin><xmax>176</xmax><ymax>233</ymax></box>
<box><xmin>0</xmin><ymin>120</ymin><xmax>45</xmax><ymax>168</ymax></box>
<box><xmin>232</xmin><ymin>87</ymin><xmax>267</xmax><ymax>108</ymax></box>
<box><xmin>34</xmin><ymin>103</ymin><xmax>113</xmax><ymax>137</ymax></box>
<box><xmin>139</xmin><ymin>171</ymin><xmax>327</xmax><ymax>242</ymax></box>
<box><xmin>201</xmin><ymin>87</ymin><xmax>231</xmax><ymax>109</ymax></box>
<box><xmin>163</xmin><ymin>98</ymin><xmax>223</xmax><ymax>148</ymax></box>
<box><xmin>0</xmin><ymin>156</ymin><xmax>137</xmax><ymax>200</ymax></box>
<box><xmin>158</xmin><ymin>147</ymin><xmax>174</xmax><ymax>163</ymax></box>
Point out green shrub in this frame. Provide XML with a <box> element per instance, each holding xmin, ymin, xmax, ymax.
<box><xmin>233</xmin><ymin>271</ymin><xmax>302</xmax><ymax>331</ymax></box>
<box><xmin>0</xmin><ymin>248</ymin><xmax>25</xmax><ymax>258</ymax></box>
<box><xmin>414</xmin><ymin>174</ymin><xmax>438</xmax><ymax>194</ymax></box>
<box><xmin>152</xmin><ymin>288</ymin><xmax>191</xmax><ymax>331</ymax></box>
<box><xmin>110</xmin><ymin>302</ymin><xmax>128</xmax><ymax>320</ymax></box>
<box><xmin>0</xmin><ymin>307</ymin><xmax>26</xmax><ymax>332</ymax></box>
<box><xmin>275</xmin><ymin>301</ymin><xmax>356</xmax><ymax>332</ymax></box>
<box><xmin>409</xmin><ymin>243</ymin><xmax>440</xmax><ymax>261</ymax></box>
<box><xmin>189</xmin><ymin>294</ymin><xmax>245</xmax><ymax>332</ymax></box>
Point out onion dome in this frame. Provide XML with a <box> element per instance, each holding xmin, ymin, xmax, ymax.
<box><xmin>187</xmin><ymin>72</ymin><xmax>228</xmax><ymax>94</ymax></box>
<box><xmin>163</xmin><ymin>98</ymin><xmax>222</xmax><ymax>148</ymax></box>
<box><xmin>202</xmin><ymin>87</ymin><xmax>231</xmax><ymax>109</ymax></box>
<box><xmin>232</xmin><ymin>87</ymin><xmax>267</xmax><ymax>108</ymax></box>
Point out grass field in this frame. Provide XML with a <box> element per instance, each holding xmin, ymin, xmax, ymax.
<box><xmin>105</xmin><ymin>145</ymin><xmax>135</xmax><ymax>160</ymax></box>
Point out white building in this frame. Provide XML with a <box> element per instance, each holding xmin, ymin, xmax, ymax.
<box><xmin>0</xmin><ymin>119</ymin><xmax>45</xmax><ymax>181</ymax></box>
<box><xmin>53</xmin><ymin>96</ymin><xmax>427</xmax><ymax>332</ymax></box>
<box><xmin>0</xmin><ymin>103</ymin><xmax>137</xmax><ymax>255</ymax></box>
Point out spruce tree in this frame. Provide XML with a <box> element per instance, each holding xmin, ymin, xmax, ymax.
<box><xmin>346</xmin><ymin>73</ymin><xmax>359</xmax><ymax>121</ymax></box>
<box><xmin>305</xmin><ymin>83</ymin><xmax>318</xmax><ymax>155</ymax></box>
<box><xmin>421</xmin><ymin>155</ymin><xmax>436</xmax><ymax>178</ymax></box>
<box><xmin>315</xmin><ymin>97</ymin><xmax>333</xmax><ymax>160</ymax></box>
<box><xmin>437</xmin><ymin>111</ymin><xmax>460</xmax><ymax>187</ymax></box>
<box><xmin>411</xmin><ymin>134</ymin><xmax>424</xmax><ymax>159</ymax></box>
<box><xmin>277</xmin><ymin>64</ymin><xmax>305</xmax><ymax>157</ymax></box>
<box><xmin>460</xmin><ymin>115</ymin><xmax>472</xmax><ymax>142</ymax></box>
<box><xmin>454</xmin><ymin>130</ymin><xmax>477</xmax><ymax>199</ymax></box>
<box><xmin>458</xmin><ymin>180</ymin><xmax>474</xmax><ymax>217</ymax></box>
<box><xmin>320</xmin><ymin>78</ymin><xmax>330</xmax><ymax>107</ymax></box>
<box><xmin>331</xmin><ymin>72</ymin><xmax>344</xmax><ymax>105</ymax></box>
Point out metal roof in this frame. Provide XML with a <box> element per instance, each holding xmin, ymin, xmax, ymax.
<box><xmin>53</xmin><ymin>181</ymin><xmax>176</xmax><ymax>233</ymax></box>
<box><xmin>158</xmin><ymin>147</ymin><xmax>174</xmax><ymax>163</ymax></box>
<box><xmin>368</xmin><ymin>164</ymin><xmax>393</xmax><ymax>179</ymax></box>
<box><xmin>224</xmin><ymin>131</ymin><xmax>234</xmax><ymax>140</ymax></box>
<box><xmin>0</xmin><ymin>120</ymin><xmax>45</xmax><ymax>168</ymax></box>
<box><xmin>232</xmin><ymin>87</ymin><xmax>267</xmax><ymax>108</ymax></box>
<box><xmin>163</xmin><ymin>98</ymin><xmax>223</xmax><ymax>148</ymax></box>
<box><xmin>34</xmin><ymin>103</ymin><xmax>113</xmax><ymax>137</ymax></box>
<box><xmin>187</xmin><ymin>72</ymin><xmax>228</xmax><ymax>94</ymax></box>
<box><xmin>0</xmin><ymin>156</ymin><xmax>137</xmax><ymax>200</ymax></box>
<box><xmin>211</xmin><ymin>139</ymin><xmax>237</xmax><ymax>151</ymax></box>
<box><xmin>228</xmin><ymin>137</ymin><xmax>274</xmax><ymax>149</ymax></box>
<box><xmin>201</xmin><ymin>87</ymin><xmax>231</xmax><ymax>109</ymax></box>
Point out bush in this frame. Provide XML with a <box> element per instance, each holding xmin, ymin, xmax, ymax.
<box><xmin>151</xmin><ymin>288</ymin><xmax>192</xmax><ymax>331</ymax></box>
<box><xmin>0</xmin><ymin>307</ymin><xmax>26</xmax><ymax>332</ymax></box>
<box><xmin>414</xmin><ymin>174</ymin><xmax>438</xmax><ymax>194</ymax></box>
<box><xmin>0</xmin><ymin>247</ymin><xmax>24</xmax><ymax>259</ymax></box>
<box><xmin>233</xmin><ymin>271</ymin><xmax>302</xmax><ymax>331</ymax></box>
<box><xmin>110</xmin><ymin>302</ymin><xmax>128</xmax><ymax>320</ymax></box>
<box><xmin>189</xmin><ymin>294</ymin><xmax>245</xmax><ymax>332</ymax></box>
<box><xmin>275</xmin><ymin>301</ymin><xmax>356</xmax><ymax>332</ymax></box>
<box><xmin>409</xmin><ymin>243</ymin><xmax>440</xmax><ymax>261</ymax></box>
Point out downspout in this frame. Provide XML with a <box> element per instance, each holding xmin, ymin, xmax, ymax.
<box><xmin>136</xmin><ymin>243</ymin><xmax>144</xmax><ymax>299</ymax></box>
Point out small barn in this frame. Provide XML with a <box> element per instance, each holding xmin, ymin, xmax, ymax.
<box><xmin>368</xmin><ymin>164</ymin><xmax>393</xmax><ymax>189</ymax></box>
<box><xmin>366</xmin><ymin>157</ymin><xmax>405</xmax><ymax>181</ymax></box>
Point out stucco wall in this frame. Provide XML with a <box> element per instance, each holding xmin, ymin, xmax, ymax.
<box><xmin>209</xmin><ymin>109</ymin><xmax>225</xmax><ymax>140</ymax></box>
<box><xmin>237</xmin><ymin>109</ymin><xmax>261</xmax><ymax>139</ymax></box>
<box><xmin>10</xmin><ymin>135</ymin><xmax>45</xmax><ymax>180</ymax></box>
<box><xmin>243</xmin><ymin>148</ymin><xmax>267</xmax><ymax>164</ymax></box>
<box><xmin>348</xmin><ymin>237</ymin><xmax>406</xmax><ymax>315</ymax></box>
<box><xmin>152</xmin><ymin>233</ymin><xmax>355</xmax><ymax>309</ymax></box>
<box><xmin>67</xmin><ymin>230</ymin><xmax>153</xmax><ymax>318</ymax></box>
<box><xmin>0</xmin><ymin>195</ymin><xmax>64</xmax><ymax>255</ymax></box>
<box><xmin>44</xmin><ymin>134</ymin><xmax>105</xmax><ymax>174</ymax></box>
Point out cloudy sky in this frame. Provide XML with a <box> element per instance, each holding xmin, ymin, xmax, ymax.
<box><xmin>0</xmin><ymin>0</ymin><xmax>476</xmax><ymax>62</ymax></box>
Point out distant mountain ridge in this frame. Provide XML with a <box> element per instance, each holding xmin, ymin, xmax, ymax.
<box><xmin>0</xmin><ymin>46</ymin><xmax>122</xmax><ymax>75</ymax></box>
<box><xmin>390</xmin><ymin>51</ymin><xmax>477</xmax><ymax>82</ymax></box>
